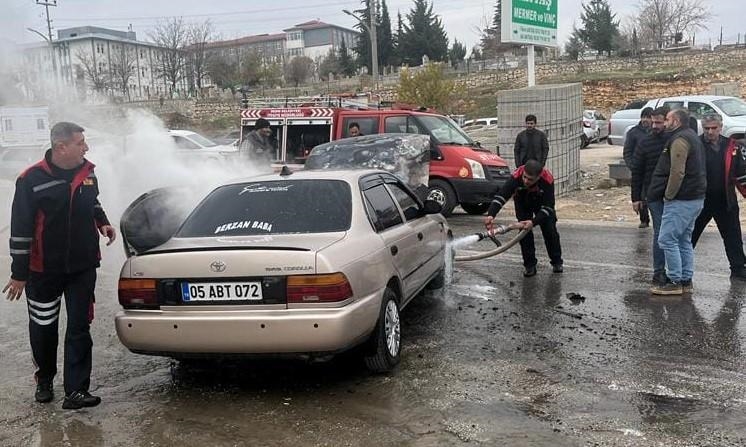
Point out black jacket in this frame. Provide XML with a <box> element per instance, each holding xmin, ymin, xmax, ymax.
<box><xmin>647</xmin><ymin>126</ymin><xmax>706</xmax><ymax>202</ymax></box>
<box><xmin>513</xmin><ymin>129</ymin><xmax>549</xmax><ymax>167</ymax></box>
<box><xmin>487</xmin><ymin>166</ymin><xmax>556</xmax><ymax>226</ymax></box>
<box><xmin>9</xmin><ymin>151</ymin><xmax>110</xmax><ymax>281</ymax></box>
<box><xmin>623</xmin><ymin>122</ymin><xmax>649</xmax><ymax>167</ymax></box>
<box><xmin>707</xmin><ymin>136</ymin><xmax>746</xmax><ymax>211</ymax></box>
<box><xmin>630</xmin><ymin>130</ymin><xmax>667</xmax><ymax>202</ymax></box>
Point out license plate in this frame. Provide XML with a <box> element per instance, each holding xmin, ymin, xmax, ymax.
<box><xmin>181</xmin><ymin>282</ymin><xmax>263</xmax><ymax>302</ymax></box>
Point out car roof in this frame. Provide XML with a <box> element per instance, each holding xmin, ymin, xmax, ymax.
<box><xmin>228</xmin><ymin>169</ymin><xmax>389</xmax><ymax>185</ymax></box>
<box><xmin>657</xmin><ymin>95</ymin><xmax>734</xmax><ymax>102</ymax></box>
<box><xmin>168</xmin><ymin>130</ymin><xmax>198</xmax><ymax>136</ymax></box>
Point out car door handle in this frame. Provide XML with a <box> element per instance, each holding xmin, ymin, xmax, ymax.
<box><xmin>417</xmin><ymin>232</ymin><xmax>424</xmax><ymax>241</ymax></box>
<box><xmin>390</xmin><ymin>246</ymin><xmax>398</xmax><ymax>256</ymax></box>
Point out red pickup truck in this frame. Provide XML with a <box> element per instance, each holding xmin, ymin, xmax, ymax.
<box><xmin>239</xmin><ymin>103</ymin><xmax>510</xmax><ymax>216</ymax></box>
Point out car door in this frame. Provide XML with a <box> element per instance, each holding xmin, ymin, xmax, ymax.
<box><xmin>361</xmin><ymin>176</ymin><xmax>421</xmax><ymax>299</ymax></box>
<box><xmin>687</xmin><ymin>101</ymin><xmax>717</xmax><ymax>135</ymax></box>
<box><xmin>594</xmin><ymin>111</ymin><xmax>608</xmax><ymax>139</ymax></box>
<box><xmin>383</xmin><ymin>177</ymin><xmax>444</xmax><ymax>304</ymax></box>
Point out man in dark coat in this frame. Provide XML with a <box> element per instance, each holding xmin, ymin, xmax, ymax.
<box><xmin>513</xmin><ymin>114</ymin><xmax>549</xmax><ymax>168</ymax></box>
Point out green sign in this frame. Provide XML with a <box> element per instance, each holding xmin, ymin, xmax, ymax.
<box><xmin>501</xmin><ymin>0</ymin><xmax>558</xmax><ymax>47</ymax></box>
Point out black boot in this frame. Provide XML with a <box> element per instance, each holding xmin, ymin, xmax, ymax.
<box><xmin>62</xmin><ymin>391</ymin><xmax>101</xmax><ymax>410</ymax></box>
<box><xmin>523</xmin><ymin>265</ymin><xmax>537</xmax><ymax>277</ymax></box>
<box><xmin>35</xmin><ymin>381</ymin><xmax>54</xmax><ymax>403</ymax></box>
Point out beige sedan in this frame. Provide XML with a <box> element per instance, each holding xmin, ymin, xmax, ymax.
<box><xmin>116</xmin><ymin>169</ymin><xmax>449</xmax><ymax>372</ymax></box>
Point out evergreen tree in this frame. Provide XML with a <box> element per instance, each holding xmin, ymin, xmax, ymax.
<box><xmin>338</xmin><ymin>39</ymin><xmax>357</xmax><ymax>77</ymax></box>
<box><xmin>399</xmin><ymin>0</ymin><xmax>449</xmax><ymax>66</ymax></box>
<box><xmin>318</xmin><ymin>49</ymin><xmax>340</xmax><ymax>81</ymax></box>
<box><xmin>353</xmin><ymin>0</ymin><xmax>374</xmax><ymax>73</ymax></box>
<box><xmin>578</xmin><ymin>0</ymin><xmax>620</xmax><ymax>56</ymax></box>
<box><xmin>390</xmin><ymin>11</ymin><xmax>404</xmax><ymax>67</ymax></box>
<box><xmin>377</xmin><ymin>0</ymin><xmax>394</xmax><ymax>69</ymax></box>
<box><xmin>564</xmin><ymin>26</ymin><xmax>586</xmax><ymax>60</ymax></box>
<box><xmin>448</xmin><ymin>39</ymin><xmax>467</xmax><ymax>68</ymax></box>
<box><xmin>353</xmin><ymin>1</ymin><xmax>396</xmax><ymax>73</ymax></box>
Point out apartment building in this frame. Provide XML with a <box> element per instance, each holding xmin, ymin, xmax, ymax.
<box><xmin>283</xmin><ymin>20</ymin><xmax>358</xmax><ymax>60</ymax></box>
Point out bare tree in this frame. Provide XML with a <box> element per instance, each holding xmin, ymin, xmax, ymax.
<box><xmin>283</xmin><ymin>56</ymin><xmax>314</xmax><ymax>87</ymax></box>
<box><xmin>110</xmin><ymin>45</ymin><xmax>137</xmax><ymax>100</ymax></box>
<box><xmin>75</xmin><ymin>50</ymin><xmax>110</xmax><ymax>94</ymax></box>
<box><xmin>636</xmin><ymin>0</ymin><xmax>711</xmax><ymax>49</ymax></box>
<box><xmin>149</xmin><ymin>17</ymin><xmax>188</xmax><ymax>97</ymax></box>
<box><xmin>186</xmin><ymin>19</ymin><xmax>214</xmax><ymax>96</ymax></box>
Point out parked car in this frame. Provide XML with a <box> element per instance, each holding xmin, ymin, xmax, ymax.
<box><xmin>168</xmin><ymin>130</ymin><xmax>238</xmax><ymax>160</ymax></box>
<box><xmin>581</xmin><ymin>110</ymin><xmax>609</xmax><ymax>148</ymax></box>
<box><xmin>116</xmin><ymin>169</ymin><xmax>449</xmax><ymax>372</ymax></box>
<box><xmin>608</xmin><ymin>96</ymin><xmax>746</xmax><ymax>146</ymax></box>
<box><xmin>0</xmin><ymin>146</ymin><xmax>46</xmax><ymax>180</ymax></box>
<box><xmin>462</xmin><ymin>117</ymin><xmax>498</xmax><ymax>128</ymax></box>
<box><xmin>212</xmin><ymin>129</ymin><xmax>241</xmax><ymax>146</ymax></box>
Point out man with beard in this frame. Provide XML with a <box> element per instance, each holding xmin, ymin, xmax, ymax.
<box><xmin>691</xmin><ymin>114</ymin><xmax>746</xmax><ymax>280</ymax></box>
<box><xmin>630</xmin><ymin>107</ymin><xmax>669</xmax><ymax>285</ymax></box>
<box><xmin>513</xmin><ymin>114</ymin><xmax>549</xmax><ymax>168</ymax></box>
<box><xmin>624</xmin><ymin>107</ymin><xmax>654</xmax><ymax>228</ymax></box>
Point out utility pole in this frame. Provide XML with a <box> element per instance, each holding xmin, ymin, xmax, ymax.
<box><xmin>35</xmin><ymin>0</ymin><xmax>58</xmax><ymax>94</ymax></box>
<box><xmin>719</xmin><ymin>26</ymin><xmax>723</xmax><ymax>47</ymax></box>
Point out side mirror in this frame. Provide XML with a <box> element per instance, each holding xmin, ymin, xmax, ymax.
<box><xmin>423</xmin><ymin>199</ymin><xmax>442</xmax><ymax>215</ymax></box>
<box><xmin>429</xmin><ymin>144</ymin><xmax>442</xmax><ymax>160</ymax></box>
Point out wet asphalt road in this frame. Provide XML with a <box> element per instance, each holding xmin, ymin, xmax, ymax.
<box><xmin>1</xmin><ymin>184</ymin><xmax>746</xmax><ymax>446</ymax></box>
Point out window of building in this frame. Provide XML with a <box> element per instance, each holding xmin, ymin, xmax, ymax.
<box><xmin>36</xmin><ymin>119</ymin><xmax>46</xmax><ymax>131</ymax></box>
<box><xmin>3</xmin><ymin>119</ymin><xmax>13</xmax><ymax>131</ymax></box>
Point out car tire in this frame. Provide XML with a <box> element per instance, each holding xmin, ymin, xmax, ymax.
<box><xmin>426</xmin><ymin>266</ymin><xmax>446</xmax><ymax>289</ymax></box>
<box><xmin>581</xmin><ymin>134</ymin><xmax>589</xmax><ymax>149</ymax></box>
<box><xmin>427</xmin><ymin>179</ymin><xmax>457</xmax><ymax>217</ymax></box>
<box><xmin>461</xmin><ymin>203</ymin><xmax>489</xmax><ymax>215</ymax></box>
<box><xmin>364</xmin><ymin>288</ymin><xmax>401</xmax><ymax>373</ymax></box>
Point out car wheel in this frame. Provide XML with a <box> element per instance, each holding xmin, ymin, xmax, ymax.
<box><xmin>427</xmin><ymin>179</ymin><xmax>457</xmax><ymax>217</ymax></box>
<box><xmin>461</xmin><ymin>203</ymin><xmax>490</xmax><ymax>215</ymax></box>
<box><xmin>364</xmin><ymin>288</ymin><xmax>401</xmax><ymax>373</ymax></box>
<box><xmin>581</xmin><ymin>134</ymin><xmax>589</xmax><ymax>149</ymax></box>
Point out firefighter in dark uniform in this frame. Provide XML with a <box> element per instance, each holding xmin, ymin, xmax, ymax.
<box><xmin>3</xmin><ymin>122</ymin><xmax>116</xmax><ymax>409</ymax></box>
<box><xmin>691</xmin><ymin>114</ymin><xmax>746</xmax><ymax>280</ymax></box>
<box><xmin>484</xmin><ymin>159</ymin><xmax>563</xmax><ymax>277</ymax></box>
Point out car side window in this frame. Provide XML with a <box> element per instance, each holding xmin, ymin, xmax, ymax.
<box><xmin>687</xmin><ymin>102</ymin><xmax>716</xmax><ymax>119</ymax></box>
<box><xmin>172</xmin><ymin>136</ymin><xmax>200</xmax><ymax>150</ymax></box>
<box><xmin>662</xmin><ymin>101</ymin><xmax>685</xmax><ymax>111</ymax></box>
<box><xmin>342</xmin><ymin>117</ymin><xmax>379</xmax><ymax>137</ymax></box>
<box><xmin>384</xmin><ymin>116</ymin><xmax>426</xmax><ymax>135</ymax></box>
<box><xmin>387</xmin><ymin>183</ymin><xmax>421</xmax><ymax>221</ymax></box>
<box><xmin>363</xmin><ymin>185</ymin><xmax>403</xmax><ymax>231</ymax></box>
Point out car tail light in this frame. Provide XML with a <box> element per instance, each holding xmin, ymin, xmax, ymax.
<box><xmin>118</xmin><ymin>278</ymin><xmax>159</xmax><ymax>308</ymax></box>
<box><xmin>582</xmin><ymin>120</ymin><xmax>591</xmax><ymax>128</ymax></box>
<box><xmin>287</xmin><ymin>273</ymin><xmax>353</xmax><ymax>303</ymax></box>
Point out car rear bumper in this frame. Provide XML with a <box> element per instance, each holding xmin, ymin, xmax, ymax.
<box><xmin>451</xmin><ymin>178</ymin><xmax>505</xmax><ymax>204</ymax></box>
<box><xmin>115</xmin><ymin>290</ymin><xmax>382</xmax><ymax>356</ymax></box>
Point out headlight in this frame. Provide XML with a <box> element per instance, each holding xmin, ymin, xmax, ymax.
<box><xmin>465</xmin><ymin>158</ymin><xmax>485</xmax><ymax>179</ymax></box>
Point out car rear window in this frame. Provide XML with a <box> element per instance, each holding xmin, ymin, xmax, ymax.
<box><xmin>178</xmin><ymin>180</ymin><xmax>352</xmax><ymax>237</ymax></box>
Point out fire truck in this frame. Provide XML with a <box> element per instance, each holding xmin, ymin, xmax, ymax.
<box><xmin>239</xmin><ymin>96</ymin><xmax>511</xmax><ymax>216</ymax></box>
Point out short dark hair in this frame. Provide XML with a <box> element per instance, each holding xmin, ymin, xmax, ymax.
<box><xmin>525</xmin><ymin>114</ymin><xmax>537</xmax><ymax>123</ymax></box>
<box><xmin>524</xmin><ymin>159</ymin><xmax>542</xmax><ymax>176</ymax></box>
<box><xmin>640</xmin><ymin>107</ymin><xmax>654</xmax><ymax>118</ymax></box>
<box><xmin>651</xmin><ymin>107</ymin><xmax>668</xmax><ymax>118</ymax></box>
<box><xmin>254</xmin><ymin>118</ymin><xmax>271</xmax><ymax>130</ymax></box>
<box><xmin>348</xmin><ymin>122</ymin><xmax>360</xmax><ymax>129</ymax></box>
<box><xmin>50</xmin><ymin>121</ymin><xmax>84</xmax><ymax>147</ymax></box>
<box><xmin>671</xmin><ymin>108</ymin><xmax>690</xmax><ymax>126</ymax></box>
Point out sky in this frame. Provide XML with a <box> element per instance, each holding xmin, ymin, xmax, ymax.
<box><xmin>2</xmin><ymin>0</ymin><xmax>744</xmax><ymax>55</ymax></box>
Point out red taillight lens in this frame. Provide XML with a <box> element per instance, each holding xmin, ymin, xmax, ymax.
<box><xmin>287</xmin><ymin>273</ymin><xmax>353</xmax><ymax>303</ymax></box>
<box><xmin>118</xmin><ymin>279</ymin><xmax>159</xmax><ymax>308</ymax></box>
<box><xmin>582</xmin><ymin>121</ymin><xmax>591</xmax><ymax>128</ymax></box>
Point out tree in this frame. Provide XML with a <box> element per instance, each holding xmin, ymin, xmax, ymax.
<box><xmin>480</xmin><ymin>0</ymin><xmax>513</xmax><ymax>58</ymax></box>
<box><xmin>207</xmin><ymin>51</ymin><xmax>264</xmax><ymax>94</ymax></box>
<box><xmin>186</xmin><ymin>19</ymin><xmax>214</xmax><ymax>95</ymax></box>
<box><xmin>470</xmin><ymin>46</ymin><xmax>483</xmax><ymax>60</ymax></box>
<box><xmin>109</xmin><ymin>45</ymin><xmax>137</xmax><ymax>100</ymax></box>
<box><xmin>338</xmin><ymin>39</ymin><xmax>357</xmax><ymax>77</ymax></box>
<box><xmin>390</xmin><ymin>11</ymin><xmax>404</xmax><ymax>67</ymax></box>
<box><xmin>636</xmin><ymin>0</ymin><xmax>711</xmax><ymax>49</ymax></box>
<box><xmin>75</xmin><ymin>50</ymin><xmax>109</xmax><ymax>94</ymax></box>
<box><xmin>448</xmin><ymin>39</ymin><xmax>467</xmax><ymax>68</ymax></box>
<box><xmin>577</xmin><ymin>0</ymin><xmax>620</xmax><ymax>56</ymax></box>
<box><xmin>259</xmin><ymin>63</ymin><xmax>283</xmax><ymax>88</ymax></box>
<box><xmin>353</xmin><ymin>1</ymin><xmax>396</xmax><ymax>74</ymax></box>
<box><xmin>284</xmin><ymin>56</ymin><xmax>314</xmax><ymax>87</ymax></box>
<box><xmin>397</xmin><ymin>63</ymin><xmax>463</xmax><ymax>113</ymax></box>
<box><xmin>149</xmin><ymin>17</ymin><xmax>188</xmax><ymax>97</ymax></box>
<box><xmin>399</xmin><ymin>0</ymin><xmax>449</xmax><ymax>65</ymax></box>
<box><xmin>377</xmin><ymin>0</ymin><xmax>394</xmax><ymax>69</ymax></box>
<box><xmin>564</xmin><ymin>26</ymin><xmax>586</xmax><ymax>60</ymax></box>
<box><xmin>318</xmin><ymin>49</ymin><xmax>340</xmax><ymax>81</ymax></box>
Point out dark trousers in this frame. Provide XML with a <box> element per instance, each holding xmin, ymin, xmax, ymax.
<box><xmin>516</xmin><ymin>207</ymin><xmax>563</xmax><ymax>268</ymax></box>
<box><xmin>25</xmin><ymin>269</ymin><xmax>96</xmax><ymax>395</ymax></box>
<box><xmin>640</xmin><ymin>200</ymin><xmax>650</xmax><ymax>224</ymax></box>
<box><xmin>692</xmin><ymin>202</ymin><xmax>746</xmax><ymax>272</ymax></box>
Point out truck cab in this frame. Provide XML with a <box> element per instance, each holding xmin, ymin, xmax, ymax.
<box><xmin>239</xmin><ymin>98</ymin><xmax>510</xmax><ymax>216</ymax></box>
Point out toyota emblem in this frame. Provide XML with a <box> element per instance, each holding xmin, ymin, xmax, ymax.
<box><xmin>210</xmin><ymin>261</ymin><xmax>226</xmax><ymax>272</ymax></box>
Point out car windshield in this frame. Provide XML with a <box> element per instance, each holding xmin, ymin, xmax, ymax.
<box><xmin>583</xmin><ymin>111</ymin><xmax>595</xmax><ymax>119</ymax></box>
<box><xmin>178</xmin><ymin>180</ymin><xmax>352</xmax><ymax>237</ymax></box>
<box><xmin>187</xmin><ymin>132</ymin><xmax>218</xmax><ymax>148</ymax></box>
<box><xmin>416</xmin><ymin>115</ymin><xmax>474</xmax><ymax>145</ymax></box>
<box><xmin>712</xmin><ymin>98</ymin><xmax>746</xmax><ymax>117</ymax></box>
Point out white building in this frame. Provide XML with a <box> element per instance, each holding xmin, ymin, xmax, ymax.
<box><xmin>22</xmin><ymin>26</ymin><xmax>188</xmax><ymax>102</ymax></box>
<box><xmin>283</xmin><ymin>20</ymin><xmax>358</xmax><ymax>61</ymax></box>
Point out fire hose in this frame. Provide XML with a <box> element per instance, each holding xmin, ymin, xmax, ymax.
<box><xmin>454</xmin><ymin>223</ymin><xmax>530</xmax><ymax>262</ymax></box>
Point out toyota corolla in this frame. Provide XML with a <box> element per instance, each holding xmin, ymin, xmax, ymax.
<box><xmin>116</xmin><ymin>169</ymin><xmax>449</xmax><ymax>372</ymax></box>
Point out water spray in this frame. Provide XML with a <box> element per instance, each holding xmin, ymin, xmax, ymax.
<box><xmin>452</xmin><ymin>223</ymin><xmax>530</xmax><ymax>262</ymax></box>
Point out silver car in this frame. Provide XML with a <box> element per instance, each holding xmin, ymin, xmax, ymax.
<box><xmin>116</xmin><ymin>169</ymin><xmax>449</xmax><ymax>372</ymax></box>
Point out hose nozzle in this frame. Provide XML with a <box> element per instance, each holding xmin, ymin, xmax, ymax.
<box><xmin>474</xmin><ymin>231</ymin><xmax>502</xmax><ymax>247</ymax></box>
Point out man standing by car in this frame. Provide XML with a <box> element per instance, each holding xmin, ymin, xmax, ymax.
<box><xmin>513</xmin><ymin>114</ymin><xmax>549</xmax><ymax>168</ymax></box>
<box><xmin>631</xmin><ymin>107</ymin><xmax>669</xmax><ymax>285</ymax></box>
<box><xmin>484</xmin><ymin>159</ymin><xmax>563</xmax><ymax>277</ymax></box>
<box><xmin>691</xmin><ymin>114</ymin><xmax>746</xmax><ymax>280</ymax></box>
<box><xmin>239</xmin><ymin>118</ymin><xmax>275</xmax><ymax>166</ymax></box>
<box><xmin>647</xmin><ymin>109</ymin><xmax>707</xmax><ymax>295</ymax></box>
<box><xmin>2</xmin><ymin>122</ymin><xmax>116</xmax><ymax>409</ymax></box>
<box><xmin>624</xmin><ymin>107</ymin><xmax>654</xmax><ymax>228</ymax></box>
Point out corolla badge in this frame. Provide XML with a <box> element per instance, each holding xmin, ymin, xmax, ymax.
<box><xmin>210</xmin><ymin>261</ymin><xmax>227</xmax><ymax>272</ymax></box>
